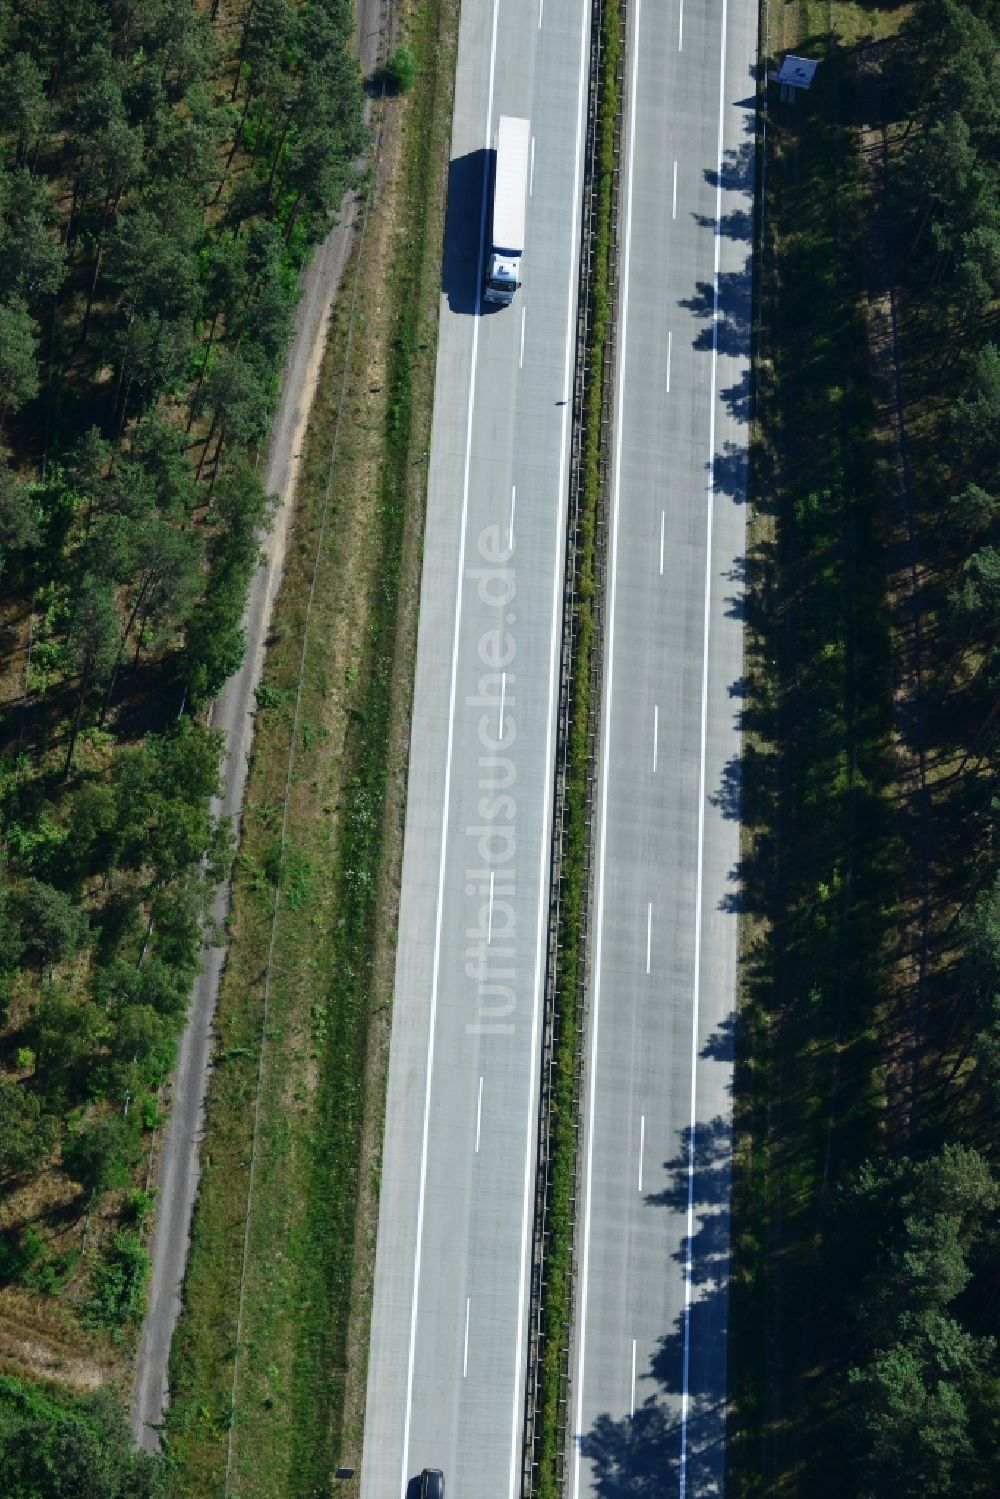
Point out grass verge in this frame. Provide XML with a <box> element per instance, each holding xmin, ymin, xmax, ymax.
<box><xmin>532</xmin><ymin>0</ymin><xmax>619</xmax><ymax>1493</ymax></box>
<box><xmin>161</xmin><ymin>0</ymin><xmax>457</xmax><ymax>1490</ymax></box>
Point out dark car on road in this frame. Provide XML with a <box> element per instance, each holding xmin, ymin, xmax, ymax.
<box><xmin>420</xmin><ymin>1470</ymin><xmax>445</xmax><ymax>1499</ymax></box>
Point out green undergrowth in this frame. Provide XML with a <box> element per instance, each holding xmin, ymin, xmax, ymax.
<box><xmin>162</xmin><ymin>0</ymin><xmax>452</xmax><ymax>1491</ymax></box>
<box><xmin>727</xmin><ymin>4</ymin><xmax>907</xmax><ymax>1494</ymax></box>
<box><xmin>0</xmin><ymin>1375</ymin><xmax>163</xmax><ymax>1497</ymax></box>
<box><xmin>533</xmin><ymin>0</ymin><xmax>620</xmax><ymax>1493</ymax></box>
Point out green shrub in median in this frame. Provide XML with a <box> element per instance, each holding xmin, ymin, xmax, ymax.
<box><xmin>534</xmin><ymin>0</ymin><xmax>621</xmax><ymax>1491</ymax></box>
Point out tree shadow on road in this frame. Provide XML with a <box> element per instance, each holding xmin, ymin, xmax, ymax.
<box><xmin>700</xmin><ymin>138</ymin><xmax>756</xmax><ymax>221</ymax></box>
<box><xmin>683</xmin><ymin>134</ymin><xmax>756</xmax><ymax>441</ymax></box>
<box><xmin>721</xmin><ymin>365</ymin><xmax>752</xmax><ymax>423</ymax></box>
<box><xmin>580</xmin><ymin>1381</ymin><xmax>726</xmax><ymax>1498</ymax></box>
<box><xmin>578</xmin><ymin>1108</ymin><xmax>732</xmax><ymax>1496</ymax></box>
<box><xmin>723</xmin><ymin>552</ymin><xmax>748</xmax><ymax>619</ymax></box>
<box><xmin>701</xmin><ymin>1011</ymin><xmax>737</xmax><ymax>1070</ymax></box>
<box><xmin>680</xmin><ymin>261</ymin><xmax>752</xmax><ymax>363</ymax></box>
<box><xmin>710</xmin><ymin>754</ymin><xmax>742</xmax><ymax>824</ymax></box>
<box><xmin>646</xmin><ymin>1112</ymin><xmax>733</xmax><ymax>1224</ymax></box>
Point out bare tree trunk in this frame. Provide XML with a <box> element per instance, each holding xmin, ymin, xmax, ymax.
<box><xmin>266</xmin><ymin>118</ymin><xmax>294</xmax><ymax>200</ymax></box>
<box><xmin>283</xmin><ymin>188</ymin><xmax>307</xmax><ymax>244</ymax></box>
<box><xmin>80</xmin><ymin>195</ymin><xmax>111</xmax><ymax>344</ymax></box>
<box><xmin>186</xmin><ymin>312</ymin><xmax>221</xmax><ymax>432</ymax></box>
<box><xmin>195</xmin><ymin>408</ymin><xmax>221</xmax><ymax>480</ymax></box>
<box><xmin>215</xmin><ymin>87</ymin><xmax>255</xmax><ymax>203</ymax></box>
<box><xmin>206</xmin><ymin>421</ymin><xmax>228</xmax><ymax>500</ymax></box>
<box><xmin>63</xmin><ymin>670</ymin><xmax>91</xmax><ymax>780</ymax></box>
<box><xmin>65</xmin><ymin>173</ymin><xmax>82</xmax><ymax>251</ymax></box>
<box><xmin>942</xmin><ymin>1027</ymin><xmax>978</xmax><ymax>1090</ymax></box>
<box><xmin>40</xmin><ymin>289</ymin><xmax>61</xmax><ymax>481</ymax></box>
<box><xmin>947</xmin><ymin>698</ymin><xmax>1000</xmax><ymax>782</ymax></box>
<box><xmin>109</xmin><ymin>305</ymin><xmax>137</xmax><ymax>433</ymax></box>
<box><xmin>138</xmin><ymin>906</ymin><xmax>155</xmax><ymax>964</ymax></box>
<box><xmin>909</xmin><ymin>198</ymin><xmax>933</xmax><ymax>259</ymax></box>
<box><xmin>100</xmin><ymin>580</ymin><xmax>150</xmax><ymax>724</ymax></box>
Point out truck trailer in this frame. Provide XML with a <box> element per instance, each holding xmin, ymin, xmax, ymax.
<box><xmin>484</xmin><ymin>115</ymin><xmax>530</xmax><ymax>307</ymax></box>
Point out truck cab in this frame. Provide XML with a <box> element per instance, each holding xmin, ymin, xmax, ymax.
<box><xmin>485</xmin><ymin>245</ymin><xmax>521</xmax><ymax>304</ymax></box>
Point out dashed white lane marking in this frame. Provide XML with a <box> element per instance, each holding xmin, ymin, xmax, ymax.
<box><xmin>659</xmin><ymin>510</ymin><xmax>665</xmax><ymax>575</ymax></box>
<box><xmin>530</xmin><ymin>136</ymin><xmax>536</xmax><ymax>196</ymax></box>
<box><xmin>516</xmin><ymin>0</ymin><xmax>591</xmax><ymax>1487</ymax></box>
<box><xmin>672</xmin><ymin>159</ymin><xmax>678</xmax><ymax>218</ymax></box>
<box><xmin>679</xmin><ymin>0</ymin><xmax>730</xmax><ymax>1492</ymax></box>
<box><xmin>679</xmin><ymin>0</ymin><xmax>684</xmax><ymax>50</ymax></box>
<box><xmin>638</xmin><ymin>1114</ymin><xmax>645</xmax><ymax>1191</ymax></box>
<box><xmin>520</xmin><ymin>305</ymin><xmax>526</xmax><ymax>368</ymax></box>
<box><xmin>463</xmin><ymin>1298</ymin><xmax>471</xmax><ymax>1377</ymax></box>
<box><xmin>653</xmin><ymin>704</ymin><xmax>659</xmax><ymax>772</ymax></box>
<box><xmin>476</xmin><ymin>1076</ymin><xmax>483</xmax><ymax>1153</ymax></box>
<box><xmin>667</xmin><ymin>329</ymin><xmax>672</xmax><ymax>392</ymax></box>
<box><xmin>646</xmin><ymin>902</ymin><xmax>652</xmax><ymax>974</ymax></box>
<box><xmin>400</xmin><ymin>0</ymin><xmax>500</xmax><ymax>1484</ymax></box>
<box><xmin>498</xmin><ymin>671</ymin><xmax>507</xmax><ymax>740</ymax></box>
<box><xmin>509</xmin><ymin>484</ymin><xmax>517</xmax><ymax>549</ymax></box>
<box><xmin>487</xmin><ymin>870</ymin><xmax>495</xmax><ymax>944</ymax></box>
<box><xmin>630</xmin><ymin>1338</ymin><xmax>637</xmax><ymax>1416</ymax></box>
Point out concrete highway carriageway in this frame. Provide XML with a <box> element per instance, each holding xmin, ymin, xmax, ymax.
<box><xmin>362</xmin><ymin>0</ymin><xmax>755</xmax><ymax>1493</ymax></box>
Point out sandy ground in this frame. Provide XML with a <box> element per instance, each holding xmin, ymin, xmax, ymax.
<box><xmin>0</xmin><ymin>1304</ymin><xmax>114</xmax><ymax>1393</ymax></box>
<box><xmin>130</xmin><ymin>0</ymin><xmax>387</xmax><ymax>1449</ymax></box>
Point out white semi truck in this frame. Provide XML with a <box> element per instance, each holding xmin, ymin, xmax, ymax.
<box><xmin>484</xmin><ymin>115</ymin><xmax>530</xmax><ymax>307</ymax></box>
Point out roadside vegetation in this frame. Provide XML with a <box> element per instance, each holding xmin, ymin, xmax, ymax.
<box><xmin>163</xmin><ymin>0</ymin><xmax>457</xmax><ymax>1490</ymax></box>
<box><xmin>730</xmin><ymin>0</ymin><xmax>1000</xmax><ymax>1493</ymax></box>
<box><xmin>0</xmin><ymin>1373</ymin><xmax>164</xmax><ymax>1497</ymax></box>
<box><xmin>531</xmin><ymin>0</ymin><xmax>619</xmax><ymax>1491</ymax></box>
<box><xmin>0</xmin><ymin>0</ymin><xmax>363</xmax><ymax>1463</ymax></box>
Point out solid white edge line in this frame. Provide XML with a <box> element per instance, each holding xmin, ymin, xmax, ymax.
<box><xmin>399</xmin><ymin>0</ymin><xmax>500</xmax><ymax>1490</ymax></box>
<box><xmin>511</xmin><ymin>0</ymin><xmax>592</xmax><ymax>1490</ymax></box>
<box><xmin>678</xmin><ymin>0</ymin><xmax>728</xmax><ymax>1492</ymax></box>
<box><xmin>572</xmin><ymin>0</ymin><xmax>641</xmax><ymax>1493</ymax></box>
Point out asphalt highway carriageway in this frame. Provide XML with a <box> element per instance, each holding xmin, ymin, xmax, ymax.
<box><xmin>361</xmin><ymin>0</ymin><xmax>590</xmax><ymax>1494</ymax></box>
<box><xmin>572</xmin><ymin>0</ymin><xmax>756</xmax><ymax>1494</ymax></box>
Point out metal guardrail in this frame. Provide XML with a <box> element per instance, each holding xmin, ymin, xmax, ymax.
<box><xmin>520</xmin><ymin>0</ymin><xmax>628</xmax><ymax>1487</ymax></box>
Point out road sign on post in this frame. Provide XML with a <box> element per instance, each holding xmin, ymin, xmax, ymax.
<box><xmin>769</xmin><ymin>53</ymin><xmax>819</xmax><ymax>103</ymax></box>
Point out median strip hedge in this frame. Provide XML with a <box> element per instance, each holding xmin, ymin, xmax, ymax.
<box><xmin>533</xmin><ymin>0</ymin><xmax>621</xmax><ymax>1492</ymax></box>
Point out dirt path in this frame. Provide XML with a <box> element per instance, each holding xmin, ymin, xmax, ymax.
<box><xmin>130</xmin><ymin>0</ymin><xmax>388</xmax><ymax>1449</ymax></box>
